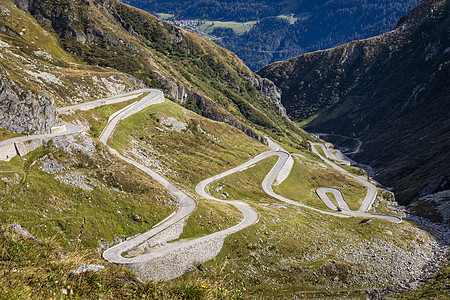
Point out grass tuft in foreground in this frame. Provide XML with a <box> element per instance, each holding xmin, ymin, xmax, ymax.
<box><xmin>0</xmin><ymin>226</ymin><xmax>241</xmax><ymax>299</ymax></box>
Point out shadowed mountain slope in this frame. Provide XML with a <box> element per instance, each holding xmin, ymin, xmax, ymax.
<box><xmin>258</xmin><ymin>0</ymin><xmax>450</xmax><ymax>204</ymax></box>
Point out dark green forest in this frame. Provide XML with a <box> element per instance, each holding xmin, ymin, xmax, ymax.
<box><xmin>124</xmin><ymin>0</ymin><xmax>420</xmax><ymax>70</ymax></box>
<box><xmin>123</xmin><ymin>0</ymin><xmax>282</xmax><ymax>21</ymax></box>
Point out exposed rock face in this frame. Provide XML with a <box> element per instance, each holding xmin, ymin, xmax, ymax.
<box><xmin>153</xmin><ymin>71</ymin><xmax>189</xmax><ymax>104</ymax></box>
<box><xmin>11</xmin><ymin>0</ymin><xmax>34</xmax><ymax>11</ymax></box>
<box><xmin>154</xmin><ymin>71</ymin><xmax>268</xmax><ymax>145</ymax></box>
<box><xmin>0</xmin><ymin>72</ymin><xmax>59</xmax><ymax>134</ymax></box>
<box><xmin>250</xmin><ymin>76</ymin><xmax>287</xmax><ymax>118</ymax></box>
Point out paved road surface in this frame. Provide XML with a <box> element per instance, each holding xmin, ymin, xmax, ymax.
<box><xmin>316</xmin><ymin>187</ymin><xmax>350</xmax><ymax>211</ymax></box>
<box><xmin>0</xmin><ymin>123</ymin><xmax>82</xmax><ymax>148</ymax></box>
<box><xmin>57</xmin><ymin>90</ymin><xmax>146</xmax><ymax>113</ymax></box>
<box><xmin>310</xmin><ymin>142</ymin><xmax>401</xmax><ymax>222</ymax></box>
<box><xmin>98</xmin><ymin>89</ymin><xmax>164</xmax><ymax>144</ymax></box>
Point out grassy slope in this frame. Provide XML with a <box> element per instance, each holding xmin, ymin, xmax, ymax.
<box><xmin>1</xmin><ymin>0</ymin><xmax>445</xmax><ymax>298</ymax></box>
<box><xmin>314</xmin><ymin>144</ymin><xmax>326</xmax><ymax>158</ymax></box>
<box><xmin>175</xmin><ymin>155</ymin><xmax>428</xmax><ymax>297</ymax></box>
<box><xmin>0</xmin><ymin>128</ymin><xmax>22</xmax><ymax>142</ymax></box>
<box><xmin>208</xmin><ymin>154</ymin><xmax>366</xmax><ymax>212</ymax></box>
<box><xmin>209</xmin><ymin>156</ymin><xmax>279</xmax><ymax>203</ymax></box>
<box><xmin>0</xmin><ymin>0</ymin><xmax>73</xmax><ymax>61</ymax></box>
<box><xmin>0</xmin><ymin>228</ymin><xmax>241</xmax><ymax>299</ymax></box>
<box><xmin>110</xmin><ymin>100</ymin><xmax>270</xmax><ymax>189</ymax></box>
<box><xmin>0</xmin><ymin>93</ymin><xmax>256</xmax><ymax>299</ymax></box>
<box><xmin>109</xmin><ymin>99</ymin><xmax>271</xmax><ymax>238</ymax></box>
<box><xmin>275</xmin><ymin>156</ymin><xmax>366</xmax><ymax>211</ymax></box>
<box><xmin>177</xmin><ymin>199</ymin><xmax>242</xmax><ymax>240</ymax></box>
<box><xmin>0</xmin><ymin>137</ymin><xmax>175</xmax><ymax>249</ymax></box>
<box><xmin>1</xmin><ymin>0</ymin><xmax>309</xmax><ymax>149</ymax></box>
<box><xmin>1</xmin><ymin>0</ymin><xmax>311</xmax><ymax>151</ymax></box>
<box><xmin>113</xmin><ymin>3</ymin><xmax>280</xmax><ymax>125</ymax></box>
<box><xmin>195</xmin><ymin>20</ymin><xmax>257</xmax><ymax>35</ymax></box>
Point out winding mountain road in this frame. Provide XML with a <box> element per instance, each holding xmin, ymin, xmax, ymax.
<box><xmin>197</xmin><ymin>142</ymin><xmax>400</xmax><ymax>222</ymax></box>
<box><xmin>99</xmin><ymin>90</ymin><xmax>260</xmax><ymax>280</ymax></box>
<box><xmin>0</xmin><ymin>89</ymin><xmax>401</xmax><ymax>282</ymax></box>
<box><xmin>310</xmin><ymin>142</ymin><xmax>401</xmax><ymax>222</ymax></box>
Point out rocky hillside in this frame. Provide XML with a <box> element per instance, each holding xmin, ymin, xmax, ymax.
<box><xmin>0</xmin><ymin>0</ymin><xmax>307</xmax><ymax>147</ymax></box>
<box><xmin>258</xmin><ymin>0</ymin><xmax>450</xmax><ymax>205</ymax></box>
<box><xmin>0</xmin><ymin>0</ymin><xmax>145</xmax><ymax>134</ymax></box>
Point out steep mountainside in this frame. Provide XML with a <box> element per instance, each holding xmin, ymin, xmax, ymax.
<box><xmin>0</xmin><ymin>0</ymin><xmax>448</xmax><ymax>298</ymax></box>
<box><xmin>259</xmin><ymin>0</ymin><xmax>450</xmax><ymax>205</ymax></box>
<box><xmin>0</xmin><ymin>0</ymin><xmax>306</xmax><ymax>146</ymax></box>
<box><xmin>125</xmin><ymin>0</ymin><xmax>420</xmax><ymax>70</ymax></box>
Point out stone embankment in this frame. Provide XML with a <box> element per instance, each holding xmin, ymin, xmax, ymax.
<box><xmin>0</xmin><ymin>72</ymin><xmax>59</xmax><ymax>135</ymax></box>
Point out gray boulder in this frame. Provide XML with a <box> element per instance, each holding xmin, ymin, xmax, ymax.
<box><xmin>69</xmin><ymin>264</ymin><xmax>105</xmax><ymax>276</ymax></box>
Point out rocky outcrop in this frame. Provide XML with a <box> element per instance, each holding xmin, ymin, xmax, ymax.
<box><xmin>0</xmin><ymin>72</ymin><xmax>59</xmax><ymax>134</ymax></box>
<box><xmin>154</xmin><ymin>72</ymin><xmax>189</xmax><ymax>104</ymax></box>
<box><xmin>2</xmin><ymin>224</ymin><xmax>41</xmax><ymax>244</ymax></box>
<box><xmin>11</xmin><ymin>0</ymin><xmax>34</xmax><ymax>11</ymax></box>
<box><xmin>69</xmin><ymin>264</ymin><xmax>105</xmax><ymax>276</ymax></box>
<box><xmin>11</xmin><ymin>0</ymin><xmax>120</xmax><ymax>47</ymax></box>
<box><xmin>154</xmin><ymin>71</ymin><xmax>268</xmax><ymax>145</ymax></box>
<box><xmin>250</xmin><ymin>76</ymin><xmax>287</xmax><ymax>118</ymax></box>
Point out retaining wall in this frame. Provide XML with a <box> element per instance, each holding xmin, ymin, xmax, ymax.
<box><xmin>15</xmin><ymin>139</ymin><xmax>45</xmax><ymax>157</ymax></box>
<box><xmin>127</xmin><ymin>235</ymin><xmax>226</xmax><ymax>281</ymax></box>
<box><xmin>0</xmin><ymin>138</ymin><xmax>47</xmax><ymax>161</ymax></box>
<box><xmin>51</xmin><ymin>125</ymin><xmax>67</xmax><ymax>134</ymax></box>
<box><xmin>0</xmin><ymin>143</ymin><xmax>17</xmax><ymax>161</ymax></box>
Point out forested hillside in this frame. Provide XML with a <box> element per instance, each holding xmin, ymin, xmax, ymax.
<box><xmin>125</xmin><ymin>0</ymin><xmax>420</xmax><ymax>70</ymax></box>
<box><xmin>259</xmin><ymin>0</ymin><xmax>450</xmax><ymax>205</ymax></box>
<box><xmin>124</xmin><ymin>0</ymin><xmax>281</xmax><ymax>21</ymax></box>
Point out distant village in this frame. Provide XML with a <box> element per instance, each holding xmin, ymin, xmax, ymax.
<box><xmin>170</xmin><ymin>20</ymin><xmax>205</xmax><ymax>27</ymax></box>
